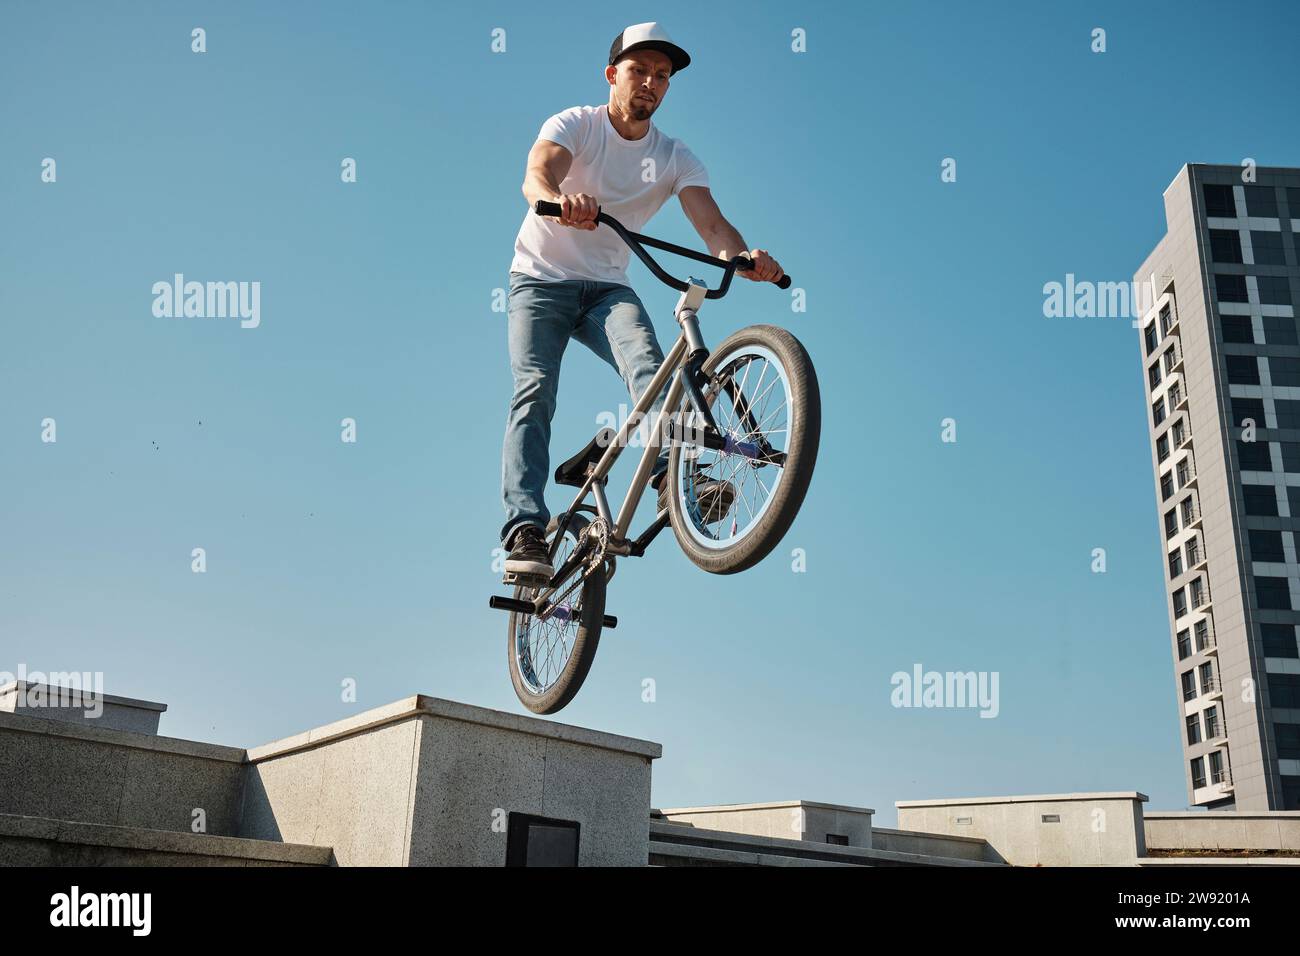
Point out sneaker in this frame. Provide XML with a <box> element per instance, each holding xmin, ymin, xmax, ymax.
<box><xmin>504</xmin><ymin>525</ymin><xmax>553</xmax><ymax>582</ymax></box>
<box><xmin>656</xmin><ymin>471</ymin><xmax>737</xmax><ymax>524</ymax></box>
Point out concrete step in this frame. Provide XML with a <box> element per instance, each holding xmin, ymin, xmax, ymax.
<box><xmin>0</xmin><ymin>813</ymin><xmax>333</xmax><ymax>867</ymax></box>
<box><xmin>648</xmin><ymin>820</ymin><xmax>1005</xmax><ymax>867</ymax></box>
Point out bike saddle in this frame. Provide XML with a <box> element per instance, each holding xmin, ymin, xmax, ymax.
<box><xmin>554</xmin><ymin>427</ymin><xmax>617</xmax><ymax>487</ymax></box>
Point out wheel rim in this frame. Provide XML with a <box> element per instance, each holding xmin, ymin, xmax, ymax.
<box><xmin>513</xmin><ymin>524</ymin><xmax>586</xmax><ymax>697</ymax></box>
<box><xmin>676</xmin><ymin>343</ymin><xmax>793</xmax><ymax>551</ymax></box>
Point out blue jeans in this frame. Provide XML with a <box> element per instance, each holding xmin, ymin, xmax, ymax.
<box><xmin>500</xmin><ymin>271</ymin><xmax>671</xmax><ymax>547</ymax></box>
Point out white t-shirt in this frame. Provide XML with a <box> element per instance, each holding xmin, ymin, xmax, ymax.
<box><xmin>510</xmin><ymin>104</ymin><xmax>710</xmax><ymax>285</ymax></box>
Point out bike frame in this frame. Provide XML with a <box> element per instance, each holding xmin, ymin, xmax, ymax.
<box><xmin>519</xmin><ymin>201</ymin><xmax>792</xmax><ymax>618</ymax></box>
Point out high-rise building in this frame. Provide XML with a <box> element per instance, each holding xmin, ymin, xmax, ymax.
<box><xmin>1137</xmin><ymin>164</ymin><xmax>1300</xmax><ymax>810</ymax></box>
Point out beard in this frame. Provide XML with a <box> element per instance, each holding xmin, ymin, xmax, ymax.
<box><xmin>630</xmin><ymin>95</ymin><xmax>656</xmax><ymax>121</ymax></box>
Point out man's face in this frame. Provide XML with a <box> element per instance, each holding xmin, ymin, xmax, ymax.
<box><xmin>609</xmin><ymin>50</ymin><xmax>671</xmax><ymax>120</ymax></box>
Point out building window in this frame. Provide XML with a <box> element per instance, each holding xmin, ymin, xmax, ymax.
<box><xmin>1177</xmin><ymin>628</ymin><xmax>1192</xmax><ymax>659</ymax></box>
<box><xmin>1255</xmin><ymin>575</ymin><xmax>1293</xmax><ymax>610</ymax></box>
<box><xmin>1165</xmin><ymin>510</ymin><xmax>1179</xmax><ymax>539</ymax></box>
<box><xmin>1264</xmin><ymin>315</ymin><xmax>1300</xmax><ymax>348</ymax></box>
<box><xmin>1157</xmin><ymin>434</ymin><xmax>1170</xmax><ymax>463</ymax></box>
<box><xmin>1220</xmin><ymin>315</ymin><xmax>1254</xmax><ymax>343</ymax></box>
<box><xmin>1276</xmin><ymin>723</ymin><xmax>1300</xmax><ymax>760</ymax></box>
<box><xmin>1199</xmin><ymin>661</ymin><xmax>1217</xmax><ymax>694</ymax></box>
<box><xmin>1237</xmin><ymin>439</ymin><xmax>1273</xmax><ymax>472</ymax></box>
<box><xmin>1180</xmin><ymin>497</ymin><xmax>1197</xmax><ymax>525</ymax></box>
<box><xmin>1204</xmin><ymin>705</ymin><xmax>1222</xmax><ymax>740</ymax></box>
<box><xmin>1208</xmin><ymin>750</ymin><xmax>1228</xmax><ymax>784</ymax></box>
<box><xmin>1176</xmin><ymin>458</ymin><xmax>1192</xmax><ymax>487</ymax></box>
<box><xmin>1244</xmin><ymin>185</ymin><xmax>1279</xmax><ymax>218</ymax></box>
<box><xmin>1194</xmin><ymin>618</ymin><xmax>1211</xmax><ymax>651</ymax></box>
<box><xmin>1243</xmin><ymin>484</ymin><xmax>1278</xmax><ymax>515</ymax></box>
<box><xmin>825</xmin><ymin>833</ymin><xmax>849</xmax><ymax>846</ymax></box>
<box><xmin>1186</xmin><ymin>713</ymin><xmax>1202</xmax><ymax>745</ymax></box>
<box><xmin>1210</xmin><ymin>229</ymin><xmax>1244</xmax><ymax>263</ymax></box>
<box><xmin>1268</xmin><ymin>674</ymin><xmax>1300</xmax><ymax>709</ymax></box>
<box><xmin>1149</xmin><ymin>362</ymin><xmax>1162</xmax><ymax>390</ymax></box>
<box><xmin>1173</xmin><ymin>588</ymin><xmax>1188</xmax><ymax>619</ymax></box>
<box><xmin>1275</xmin><ymin>399</ymin><xmax>1300</xmax><ymax>430</ymax></box>
<box><xmin>1173</xmin><ymin>420</ymin><xmax>1187</xmax><ymax>447</ymax></box>
<box><xmin>1191</xmin><ymin>756</ymin><xmax>1206</xmax><ymax>789</ymax></box>
<box><xmin>1249</xmin><ymin>529</ymin><xmax>1286</xmax><ymax>563</ymax></box>
<box><xmin>1160</xmin><ymin>305</ymin><xmax>1175</xmax><ymax>335</ymax></box>
<box><xmin>1144</xmin><ymin>322</ymin><xmax>1159</xmax><ymax>355</ymax></box>
<box><xmin>1226</xmin><ymin>354</ymin><xmax>1260</xmax><ymax>384</ymax></box>
<box><xmin>1216</xmin><ymin>273</ymin><xmax>1249</xmax><ymax>303</ymax></box>
<box><xmin>1204</xmin><ymin>184</ymin><xmax>1236</xmax><ymax>218</ymax></box>
<box><xmin>1153</xmin><ymin>397</ymin><xmax>1167</xmax><ymax>427</ymax></box>
<box><xmin>1169</xmin><ymin>550</ymin><xmax>1184</xmax><ymax>579</ymax></box>
<box><xmin>1258</xmin><ymin>275</ymin><xmax>1293</xmax><ymax>306</ymax></box>
<box><xmin>1288</xmin><ymin>487</ymin><xmax>1300</xmax><ymax>518</ymax></box>
<box><xmin>1164</xmin><ymin>347</ymin><xmax>1179</xmax><ymax>374</ymax></box>
<box><xmin>1161</xmin><ymin>472</ymin><xmax>1175</xmax><ymax>501</ymax></box>
<box><xmin>1190</xmin><ymin>578</ymin><xmax>1207</xmax><ymax>608</ymax></box>
<box><xmin>1251</xmin><ymin>230</ymin><xmax>1288</xmax><ymax>266</ymax></box>
<box><xmin>1233</xmin><ymin>397</ymin><xmax>1266</xmax><ymax>428</ymax></box>
<box><xmin>1168</xmin><ymin>382</ymin><xmax>1182</xmax><ymax>409</ymax></box>
<box><xmin>1261</xmin><ymin>623</ymin><xmax>1298</xmax><ymax>658</ymax></box>
<box><xmin>1182</xmin><ymin>670</ymin><xmax>1198</xmax><ymax>702</ymax></box>
<box><xmin>1185</xmin><ymin>537</ymin><xmax>1201</xmax><ymax>567</ymax></box>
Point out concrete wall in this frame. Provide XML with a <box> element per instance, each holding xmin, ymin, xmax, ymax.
<box><xmin>658</xmin><ymin>801</ymin><xmax>874</xmax><ymax>848</ymax></box>
<box><xmin>1145</xmin><ymin>810</ymin><xmax>1300</xmax><ymax>851</ymax></box>
<box><xmin>870</xmin><ymin>825</ymin><xmax>995</xmax><ymax>863</ymax></box>
<box><xmin>0</xmin><ymin>710</ymin><xmax>245</xmax><ymax>836</ymax></box>
<box><xmin>240</xmin><ymin>696</ymin><xmax>660</xmax><ymax>866</ymax></box>
<box><xmin>896</xmin><ymin>792</ymin><xmax>1148</xmax><ymax>866</ymax></box>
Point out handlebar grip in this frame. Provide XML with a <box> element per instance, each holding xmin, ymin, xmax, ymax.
<box><xmin>736</xmin><ymin>255</ymin><xmax>793</xmax><ymax>290</ymax></box>
<box><xmin>534</xmin><ymin>199</ymin><xmax>602</xmax><ymax>220</ymax></box>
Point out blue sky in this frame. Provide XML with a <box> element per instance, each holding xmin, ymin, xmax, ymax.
<box><xmin>3</xmin><ymin>0</ymin><xmax>1299</xmax><ymax>823</ymax></box>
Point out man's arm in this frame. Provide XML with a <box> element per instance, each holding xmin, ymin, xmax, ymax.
<box><xmin>678</xmin><ymin>185</ymin><xmax>783</xmax><ymax>283</ymax></box>
<box><xmin>521</xmin><ymin>140</ymin><xmax>597</xmax><ymax>230</ymax></box>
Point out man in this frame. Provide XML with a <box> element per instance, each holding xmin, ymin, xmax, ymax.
<box><xmin>501</xmin><ymin>22</ymin><xmax>785</xmax><ymax>583</ymax></box>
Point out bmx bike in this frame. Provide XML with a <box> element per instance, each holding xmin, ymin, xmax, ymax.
<box><xmin>489</xmin><ymin>199</ymin><xmax>821</xmax><ymax>713</ymax></box>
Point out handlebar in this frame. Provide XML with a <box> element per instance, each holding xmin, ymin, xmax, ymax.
<box><xmin>533</xmin><ymin>199</ymin><xmax>792</xmax><ymax>297</ymax></box>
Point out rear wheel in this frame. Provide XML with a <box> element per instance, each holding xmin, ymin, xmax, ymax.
<box><xmin>507</xmin><ymin>513</ymin><xmax>606</xmax><ymax>714</ymax></box>
<box><xmin>667</xmin><ymin>324</ymin><xmax>820</xmax><ymax>574</ymax></box>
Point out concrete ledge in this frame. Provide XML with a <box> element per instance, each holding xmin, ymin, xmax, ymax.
<box><xmin>649</xmin><ymin>820</ymin><xmax>1003</xmax><ymax>867</ymax></box>
<box><xmin>871</xmin><ymin>825</ymin><xmax>995</xmax><ymax>862</ymax></box>
<box><xmin>1138</xmin><ymin>856</ymin><xmax>1300</xmax><ymax>867</ymax></box>
<box><xmin>650</xmin><ymin>841</ymin><xmax>857</xmax><ymax>867</ymax></box>
<box><xmin>895</xmin><ymin>792</ymin><xmax>1148</xmax><ymax>866</ymax></box>
<box><xmin>0</xmin><ymin>709</ymin><xmax>243</xmax><ymax>763</ymax></box>
<box><xmin>659</xmin><ymin>799</ymin><xmax>876</xmax><ymax>815</ymax></box>
<box><xmin>657</xmin><ymin>799</ymin><xmax>875</xmax><ymax>848</ymax></box>
<box><xmin>248</xmin><ymin>695</ymin><xmax>661</xmax><ymax>763</ymax></box>
<box><xmin>0</xmin><ymin>710</ymin><xmax>247</xmax><ymax>837</ymax></box>
<box><xmin>0</xmin><ymin>813</ymin><xmax>332</xmax><ymax>867</ymax></box>
<box><xmin>897</xmin><ymin>791</ymin><xmax>1149</xmax><ymax>808</ymax></box>
<box><xmin>241</xmin><ymin>695</ymin><xmax>660</xmax><ymax>866</ymax></box>
<box><xmin>1145</xmin><ymin>810</ymin><xmax>1300</xmax><ymax>852</ymax></box>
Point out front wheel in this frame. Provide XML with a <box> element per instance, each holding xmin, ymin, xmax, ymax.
<box><xmin>507</xmin><ymin>513</ymin><xmax>606</xmax><ymax>714</ymax></box>
<box><xmin>667</xmin><ymin>324</ymin><xmax>820</xmax><ymax>574</ymax></box>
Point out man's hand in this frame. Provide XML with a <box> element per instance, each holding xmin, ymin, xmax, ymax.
<box><xmin>548</xmin><ymin>193</ymin><xmax>599</xmax><ymax>230</ymax></box>
<box><xmin>739</xmin><ymin>249</ymin><xmax>784</xmax><ymax>284</ymax></box>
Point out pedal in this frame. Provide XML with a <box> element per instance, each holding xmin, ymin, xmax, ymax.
<box><xmin>502</xmin><ymin>570</ymin><xmax>550</xmax><ymax>588</ymax></box>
